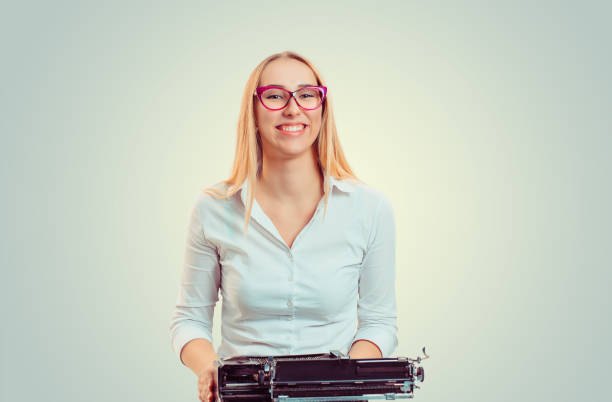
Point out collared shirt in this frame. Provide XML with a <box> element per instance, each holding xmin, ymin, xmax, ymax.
<box><xmin>169</xmin><ymin>175</ymin><xmax>397</xmax><ymax>362</ymax></box>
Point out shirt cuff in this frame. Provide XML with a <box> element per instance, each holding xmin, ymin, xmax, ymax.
<box><xmin>170</xmin><ymin>321</ymin><xmax>213</xmax><ymax>365</ymax></box>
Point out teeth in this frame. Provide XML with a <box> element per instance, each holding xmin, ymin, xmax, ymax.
<box><xmin>279</xmin><ymin>125</ymin><xmax>305</xmax><ymax>132</ymax></box>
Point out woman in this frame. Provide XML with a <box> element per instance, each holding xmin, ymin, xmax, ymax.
<box><xmin>170</xmin><ymin>51</ymin><xmax>398</xmax><ymax>402</ymax></box>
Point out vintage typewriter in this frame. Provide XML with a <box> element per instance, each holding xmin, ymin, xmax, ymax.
<box><xmin>217</xmin><ymin>348</ymin><xmax>428</xmax><ymax>401</ymax></box>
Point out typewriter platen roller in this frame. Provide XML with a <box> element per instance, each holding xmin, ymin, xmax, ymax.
<box><xmin>217</xmin><ymin>348</ymin><xmax>428</xmax><ymax>401</ymax></box>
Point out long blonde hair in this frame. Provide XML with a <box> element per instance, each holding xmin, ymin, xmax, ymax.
<box><xmin>205</xmin><ymin>51</ymin><xmax>360</xmax><ymax>232</ymax></box>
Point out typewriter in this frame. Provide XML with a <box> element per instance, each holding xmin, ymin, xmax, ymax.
<box><xmin>217</xmin><ymin>348</ymin><xmax>428</xmax><ymax>401</ymax></box>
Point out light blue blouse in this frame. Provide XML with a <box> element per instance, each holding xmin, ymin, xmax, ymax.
<box><xmin>169</xmin><ymin>175</ymin><xmax>397</xmax><ymax>362</ymax></box>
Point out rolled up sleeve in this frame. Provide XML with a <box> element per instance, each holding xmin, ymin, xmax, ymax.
<box><xmin>353</xmin><ymin>194</ymin><xmax>398</xmax><ymax>357</ymax></box>
<box><xmin>169</xmin><ymin>200</ymin><xmax>220</xmax><ymax>364</ymax></box>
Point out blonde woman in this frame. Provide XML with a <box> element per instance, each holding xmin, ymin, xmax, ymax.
<box><xmin>170</xmin><ymin>51</ymin><xmax>397</xmax><ymax>402</ymax></box>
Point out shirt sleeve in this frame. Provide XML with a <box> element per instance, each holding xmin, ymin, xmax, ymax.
<box><xmin>169</xmin><ymin>199</ymin><xmax>221</xmax><ymax>365</ymax></box>
<box><xmin>352</xmin><ymin>193</ymin><xmax>398</xmax><ymax>357</ymax></box>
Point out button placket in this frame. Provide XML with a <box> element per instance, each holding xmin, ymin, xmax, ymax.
<box><xmin>286</xmin><ymin>250</ymin><xmax>296</xmax><ymax>324</ymax></box>
<box><xmin>288</xmin><ymin>250</ymin><xmax>295</xmax><ymax>281</ymax></box>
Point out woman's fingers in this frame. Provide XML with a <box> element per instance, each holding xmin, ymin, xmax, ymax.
<box><xmin>202</xmin><ymin>388</ymin><xmax>215</xmax><ymax>402</ymax></box>
<box><xmin>197</xmin><ymin>364</ymin><xmax>218</xmax><ymax>402</ymax></box>
<box><xmin>198</xmin><ymin>379</ymin><xmax>208</xmax><ymax>401</ymax></box>
<box><xmin>199</xmin><ymin>388</ymin><xmax>214</xmax><ymax>402</ymax></box>
<box><xmin>198</xmin><ymin>376</ymin><xmax>216</xmax><ymax>401</ymax></box>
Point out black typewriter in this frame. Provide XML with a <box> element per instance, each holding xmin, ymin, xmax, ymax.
<box><xmin>217</xmin><ymin>348</ymin><xmax>428</xmax><ymax>401</ymax></box>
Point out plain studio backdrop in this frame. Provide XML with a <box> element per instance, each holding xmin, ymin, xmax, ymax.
<box><xmin>1</xmin><ymin>1</ymin><xmax>610</xmax><ymax>401</ymax></box>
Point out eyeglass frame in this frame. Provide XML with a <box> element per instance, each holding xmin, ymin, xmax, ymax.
<box><xmin>254</xmin><ymin>85</ymin><xmax>328</xmax><ymax>111</ymax></box>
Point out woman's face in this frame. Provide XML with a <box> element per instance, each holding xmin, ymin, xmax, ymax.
<box><xmin>254</xmin><ymin>58</ymin><xmax>323</xmax><ymax>161</ymax></box>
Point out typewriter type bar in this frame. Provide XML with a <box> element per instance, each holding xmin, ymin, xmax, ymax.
<box><xmin>217</xmin><ymin>352</ymin><xmax>426</xmax><ymax>401</ymax></box>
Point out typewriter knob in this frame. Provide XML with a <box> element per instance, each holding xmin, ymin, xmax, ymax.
<box><xmin>416</xmin><ymin>366</ymin><xmax>425</xmax><ymax>382</ymax></box>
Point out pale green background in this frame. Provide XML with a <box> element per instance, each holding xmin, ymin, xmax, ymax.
<box><xmin>2</xmin><ymin>1</ymin><xmax>610</xmax><ymax>401</ymax></box>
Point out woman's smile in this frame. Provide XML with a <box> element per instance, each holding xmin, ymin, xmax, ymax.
<box><xmin>276</xmin><ymin>123</ymin><xmax>308</xmax><ymax>136</ymax></box>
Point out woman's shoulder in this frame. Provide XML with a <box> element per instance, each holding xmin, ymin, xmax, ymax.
<box><xmin>338</xmin><ymin>177</ymin><xmax>393</xmax><ymax>209</ymax></box>
<box><xmin>351</xmin><ymin>182</ymin><xmax>395</xmax><ymax>230</ymax></box>
<box><xmin>187</xmin><ymin>181</ymin><xmax>244</xmax><ymax>231</ymax></box>
<box><xmin>192</xmin><ymin>180</ymin><xmax>236</xmax><ymax>210</ymax></box>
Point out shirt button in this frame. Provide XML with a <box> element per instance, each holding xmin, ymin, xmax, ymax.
<box><xmin>287</xmin><ymin>300</ymin><xmax>293</xmax><ymax>307</ymax></box>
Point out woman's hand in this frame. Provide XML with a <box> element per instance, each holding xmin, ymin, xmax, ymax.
<box><xmin>197</xmin><ymin>360</ymin><xmax>218</xmax><ymax>402</ymax></box>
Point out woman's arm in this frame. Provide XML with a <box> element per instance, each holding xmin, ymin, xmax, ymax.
<box><xmin>170</xmin><ymin>199</ymin><xmax>221</xmax><ymax>362</ymax></box>
<box><xmin>348</xmin><ymin>339</ymin><xmax>383</xmax><ymax>358</ymax></box>
<box><xmin>170</xmin><ymin>197</ymin><xmax>222</xmax><ymax>401</ymax></box>
<box><xmin>352</xmin><ymin>193</ymin><xmax>398</xmax><ymax>357</ymax></box>
<box><xmin>181</xmin><ymin>338</ymin><xmax>218</xmax><ymax>376</ymax></box>
<box><xmin>182</xmin><ymin>338</ymin><xmax>220</xmax><ymax>402</ymax></box>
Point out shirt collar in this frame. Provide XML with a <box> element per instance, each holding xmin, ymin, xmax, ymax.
<box><xmin>236</xmin><ymin>174</ymin><xmax>354</xmax><ymax>206</ymax></box>
<box><xmin>237</xmin><ymin>179</ymin><xmax>249</xmax><ymax>206</ymax></box>
<box><xmin>326</xmin><ymin>175</ymin><xmax>355</xmax><ymax>194</ymax></box>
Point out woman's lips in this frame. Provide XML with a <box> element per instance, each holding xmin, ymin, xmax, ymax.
<box><xmin>276</xmin><ymin>124</ymin><xmax>307</xmax><ymax>136</ymax></box>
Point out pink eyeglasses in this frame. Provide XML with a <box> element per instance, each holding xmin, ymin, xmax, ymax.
<box><xmin>254</xmin><ymin>85</ymin><xmax>327</xmax><ymax>111</ymax></box>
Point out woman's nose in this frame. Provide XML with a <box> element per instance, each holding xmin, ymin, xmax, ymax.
<box><xmin>283</xmin><ymin>96</ymin><xmax>302</xmax><ymax>116</ymax></box>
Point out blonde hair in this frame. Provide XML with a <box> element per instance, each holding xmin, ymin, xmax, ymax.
<box><xmin>205</xmin><ymin>51</ymin><xmax>360</xmax><ymax>232</ymax></box>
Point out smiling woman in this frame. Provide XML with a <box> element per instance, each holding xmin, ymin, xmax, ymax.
<box><xmin>169</xmin><ymin>51</ymin><xmax>398</xmax><ymax>402</ymax></box>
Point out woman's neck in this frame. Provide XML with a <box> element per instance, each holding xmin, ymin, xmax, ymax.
<box><xmin>257</xmin><ymin>149</ymin><xmax>323</xmax><ymax>205</ymax></box>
